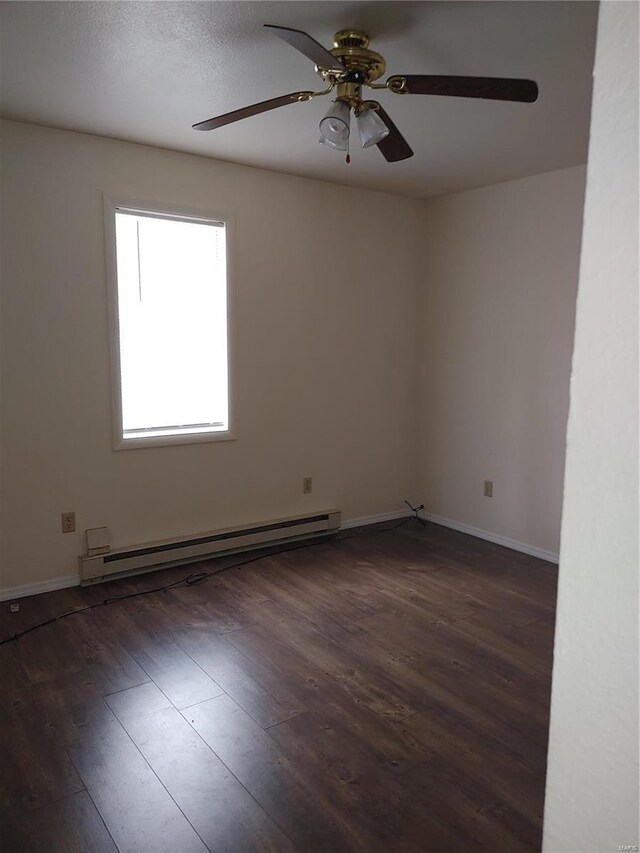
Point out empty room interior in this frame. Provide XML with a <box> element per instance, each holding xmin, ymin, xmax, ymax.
<box><xmin>0</xmin><ymin>2</ymin><xmax>637</xmax><ymax>852</ymax></box>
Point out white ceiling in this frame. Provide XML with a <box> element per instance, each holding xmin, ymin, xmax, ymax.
<box><xmin>0</xmin><ymin>1</ymin><xmax>598</xmax><ymax>198</ymax></box>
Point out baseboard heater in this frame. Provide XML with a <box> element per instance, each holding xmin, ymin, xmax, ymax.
<box><xmin>79</xmin><ymin>509</ymin><xmax>341</xmax><ymax>586</ymax></box>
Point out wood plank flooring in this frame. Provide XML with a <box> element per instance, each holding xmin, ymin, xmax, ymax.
<box><xmin>0</xmin><ymin>521</ymin><xmax>557</xmax><ymax>852</ymax></box>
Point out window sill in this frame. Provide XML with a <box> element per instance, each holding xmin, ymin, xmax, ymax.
<box><xmin>113</xmin><ymin>430</ymin><xmax>237</xmax><ymax>450</ymax></box>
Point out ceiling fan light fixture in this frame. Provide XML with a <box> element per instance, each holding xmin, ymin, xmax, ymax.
<box><xmin>319</xmin><ymin>99</ymin><xmax>351</xmax><ymax>146</ymax></box>
<box><xmin>193</xmin><ymin>23</ymin><xmax>539</xmax><ymax>168</ymax></box>
<box><xmin>357</xmin><ymin>107</ymin><xmax>389</xmax><ymax>148</ymax></box>
<box><xmin>318</xmin><ymin>135</ymin><xmax>347</xmax><ymax>151</ymax></box>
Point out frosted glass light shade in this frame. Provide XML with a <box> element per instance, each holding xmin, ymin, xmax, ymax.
<box><xmin>357</xmin><ymin>108</ymin><xmax>389</xmax><ymax>147</ymax></box>
<box><xmin>319</xmin><ymin>135</ymin><xmax>347</xmax><ymax>151</ymax></box>
<box><xmin>319</xmin><ymin>100</ymin><xmax>351</xmax><ymax>145</ymax></box>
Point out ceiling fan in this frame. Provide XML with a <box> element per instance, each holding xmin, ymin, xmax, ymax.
<box><xmin>193</xmin><ymin>25</ymin><xmax>539</xmax><ymax>163</ymax></box>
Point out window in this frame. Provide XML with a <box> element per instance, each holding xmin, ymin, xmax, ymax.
<box><xmin>106</xmin><ymin>200</ymin><xmax>232</xmax><ymax>448</ymax></box>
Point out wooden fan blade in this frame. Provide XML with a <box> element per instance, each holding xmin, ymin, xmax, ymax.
<box><xmin>264</xmin><ymin>24</ymin><xmax>344</xmax><ymax>70</ymax></box>
<box><xmin>390</xmin><ymin>75</ymin><xmax>538</xmax><ymax>103</ymax></box>
<box><xmin>192</xmin><ymin>92</ymin><xmax>312</xmax><ymax>131</ymax></box>
<box><xmin>370</xmin><ymin>103</ymin><xmax>414</xmax><ymax>162</ymax></box>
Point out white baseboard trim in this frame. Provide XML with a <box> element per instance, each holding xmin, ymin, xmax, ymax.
<box><xmin>0</xmin><ymin>574</ymin><xmax>80</xmax><ymax>603</ymax></box>
<box><xmin>341</xmin><ymin>510</ymin><xmax>408</xmax><ymax>531</ymax></box>
<box><xmin>0</xmin><ymin>509</ymin><xmax>556</xmax><ymax>601</ymax></box>
<box><xmin>0</xmin><ymin>512</ymin><xmax>404</xmax><ymax>601</ymax></box>
<box><xmin>420</xmin><ymin>511</ymin><xmax>559</xmax><ymax>564</ymax></box>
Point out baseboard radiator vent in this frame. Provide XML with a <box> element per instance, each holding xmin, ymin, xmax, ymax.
<box><xmin>80</xmin><ymin>509</ymin><xmax>341</xmax><ymax>586</ymax></box>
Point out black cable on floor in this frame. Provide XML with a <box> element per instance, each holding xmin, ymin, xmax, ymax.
<box><xmin>0</xmin><ymin>516</ymin><xmax>420</xmax><ymax>647</ymax></box>
<box><xmin>0</xmin><ymin>538</ymin><xmax>329</xmax><ymax>647</ymax></box>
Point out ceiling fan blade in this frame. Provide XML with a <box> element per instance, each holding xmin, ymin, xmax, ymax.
<box><xmin>390</xmin><ymin>75</ymin><xmax>538</xmax><ymax>103</ymax></box>
<box><xmin>264</xmin><ymin>24</ymin><xmax>344</xmax><ymax>71</ymax></box>
<box><xmin>192</xmin><ymin>91</ymin><xmax>312</xmax><ymax>131</ymax></box>
<box><xmin>370</xmin><ymin>103</ymin><xmax>414</xmax><ymax>162</ymax></box>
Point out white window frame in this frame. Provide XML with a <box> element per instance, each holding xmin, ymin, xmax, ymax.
<box><xmin>103</xmin><ymin>194</ymin><xmax>236</xmax><ymax>450</ymax></box>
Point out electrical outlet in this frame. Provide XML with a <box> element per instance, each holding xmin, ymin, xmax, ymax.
<box><xmin>61</xmin><ymin>511</ymin><xmax>76</xmax><ymax>533</ymax></box>
<box><xmin>483</xmin><ymin>480</ymin><xmax>493</xmax><ymax>498</ymax></box>
<box><xmin>303</xmin><ymin>477</ymin><xmax>313</xmax><ymax>495</ymax></box>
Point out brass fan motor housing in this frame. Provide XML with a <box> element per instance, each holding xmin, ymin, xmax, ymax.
<box><xmin>316</xmin><ymin>30</ymin><xmax>386</xmax><ymax>85</ymax></box>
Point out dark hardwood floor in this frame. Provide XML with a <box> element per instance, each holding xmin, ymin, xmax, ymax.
<box><xmin>0</xmin><ymin>521</ymin><xmax>557</xmax><ymax>853</ymax></box>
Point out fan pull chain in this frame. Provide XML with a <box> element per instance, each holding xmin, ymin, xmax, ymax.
<box><xmin>346</xmin><ymin>133</ymin><xmax>351</xmax><ymax>165</ymax></box>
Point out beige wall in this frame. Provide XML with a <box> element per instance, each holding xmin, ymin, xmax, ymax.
<box><xmin>0</xmin><ymin>120</ymin><xmax>421</xmax><ymax>593</ymax></box>
<box><xmin>0</xmin><ymin>120</ymin><xmax>589</xmax><ymax>595</ymax></box>
<box><xmin>417</xmin><ymin>166</ymin><xmax>586</xmax><ymax>558</ymax></box>
<box><xmin>543</xmin><ymin>2</ymin><xmax>639</xmax><ymax>849</ymax></box>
